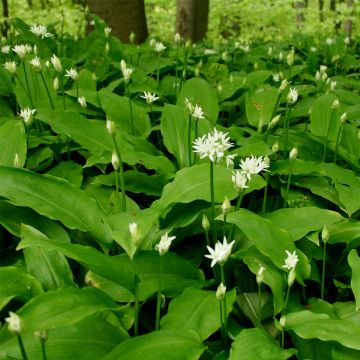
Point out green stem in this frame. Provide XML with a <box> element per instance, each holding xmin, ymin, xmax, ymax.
<box><xmin>59</xmin><ymin>76</ymin><xmax>66</xmax><ymax>110</ymax></box>
<box><xmin>157</xmin><ymin>55</ymin><xmax>160</xmax><ymax>89</ymax></box>
<box><xmin>283</xmin><ymin>170</ymin><xmax>292</xmax><ymax>208</ymax></box>
<box><xmin>40</xmin><ymin>71</ymin><xmax>54</xmax><ymax>110</ymax></box>
<box><xmin>223</xmin><ymin>213</ymin><xmax>227</xmax><ymax>239</ymax></box>
<box><xmin>283</xmin><ymin>105</ymin><xmax>291</xmax><ymax>158</ymax></box>
<box><xmin>188</xmin><ymin>115</ymin><xmax>192</xmax><ymax>166</ymax></box>
<box><xmin>262</xmin><ymin>172</ymin><xmax>269</xmax><ymax>213</ymax></box>
<box><xmin>210</xmin><ymin>161</ymin><xmax>217</xmax><ymax>246</ymax></box>
<box><xmin>258</xmin><ymin>283</ymin><xmax>262</xmax><ymax>327</ymax></box>
<box><xmin>17</xmin><ymin>334</ymin><xmax>28</xmax><ymax>360</ymax></box>
<box><xmin>155</xmin><ymin>255</ymin><xmax>163</xmax><ymax>330</ymax></box>
<box><xmin>126</xmin><ymin>85</ymin><xmax>135</xmax><ymax>136</ymax></box>
<box><xmin>229</xmin><ymin>191</ymin><xmax>244</xmax><ymax>240</ymax></box>
<box><xmin>175</xmin><ymin>44</ymin><xmax>179</xmax><ymax>96</ymax></box>
<box><xmin>112</xmin><ymin>136</ymin><xmax>127</xmax><ymax>212</ymax></box>
<box><xmin>114</xmin><ymin>168</ymin><xmax>120</xmax><ymax>212</ymax></box>
<box><xmin>41</xmin><ymin>340</ymin><xmax>47</xmax><ymax>360</ymax></box>
<box><xmin>321</xmin><ymin>241</ymin><xmax>327</xmax><ymax>300</ymax></box>
<box><xmin>76</xmin><ymin>81</ymin><xmax>79</xmax><ymax>99</ymax></box>
<box><xmin>220</xmin><ymin>265</ymin><xmax>228</xmax><ymax>352</ymax></box>
<box><xmin>283</xmin><ymin>284</ymin><xmax>291</xmax><ymax>315</ymax></box>
<box><xmin>333</xmin><ymin>125</ymin><xmax>343</xmax><ymax>164</ymax></box>
<box><xmin>323</xmin><ymin>110</ymin><xmax>335</xmax><ymax>162</ymax></box>
<box><xmin>22</xmin><ymin>61</ymin><xmax>34</xmax><ymax>107</ymax></box>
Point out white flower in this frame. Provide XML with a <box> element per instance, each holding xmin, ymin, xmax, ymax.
<box><xmin>239</xmin><ymin>155</ymin><xmax>270</xmax><ymax>180</ymax></box>
<box><xmin>13</xmin><ymin>44</ymin><xmax>29</xmax><ymax>59</ymax></box>
<box><xmin>141</xmin><ymin>91</ymin><xmax>159</xmax><ymax>104</ymax></box>
<box><xmin>320</xmin><ymin>65</ymin><xmax>327</xmax><ymax>74</ymax></box>
<box><xmin>111</xmin><ymin>150</ymin><xmax>119</xmax><ymax>170</ymax></box>
<box><xmin>272</xmin><ymin>73</ymin><xmax>281</xmax><ymax>82</ymax></box>
<box><xmin>192</xmin><ymin>104</ymin><xmax>205</xmax><ymax>119</ymax></box>
<box><xmin>286</xmin><ymin>47</ymin><xmax>295</xmax><ymax>66</ymax></box>
<box><xmin>154</xmin><ymin>41</ymin><xmax>166</xmax><ymax>53</ymax></box>
<box><xmin>256</xmin><ymin>266</ymin><xmax>266</xmax><ymax>284</ymax></box>
<box><xmin>205</xmin><ymin>237</ymin><xmax>235</xmax><ymax>267</ymax></box>
<box><xmin>120</xmin><ymin>61</ymin><xmax>133</xmax><ymax>83</ymax></box>
<box><xmin>106</xmin><ymin>118</ymin><xmax>116</xmax><ymax>136</ymax></box>
<box><xmin>330</xmin><ymin>81</ymin><xmax>336</xmax><ymax>91</ymax></box>
<box><xmin>332</xmin><ymin>99</ymin><xmax>340</xmax><ymax>110</ymax></box>
<box><xmin>1</xmin><ymin>45</ymin><xmax>10</xmax><ymax>54</ymax></box>
<box><xmin>51</xmin><ymin>54</ymin><xmax>62</xmax><ymax>73</ymax></box>
<box><xmin>5</xmin><ymin>312</ymin><xmax>22</xmax><ymax>334</ymax></box>
<box><xmin>174</xmin><ymin>32</ymin><xmax>181</xmax><ymax>43</ymax></box>
<box><xmin>326</xmin><ymin>38</ymin><xmax>333</xmax><ymax>46</ymax></box>
<box><xmin>129</xmin><ymin>222</ymin><xmax>142</xmax><ymax>247</ymax></box>
<box><xmin>226</xmin><ymin>154</ymin><xmax>237</xmax><ymax>168</ymax></box>
<box><xmin>193</xmin><ymin>129</ymin><xmax>233</xmax><ymax>163</ymax></box>
<box><xmin>282</xmin><ymin>250</ymin><xmax>299</xmax><ymax>270</ymax></box>
<box><xmin>287</xmin><ymin>87</ymin><xmax>298</xmax><ymax>104</ymax></box>
<box><xmin>232</xmin><ymin>169</ymin><xmax>249</xmax><ymax>191</ymax></box>
<box><xmin>155</xmin><ymin>232</ymin><xmax>176</xmax><ymax>256</ymax></box>
<box><xmin>310</xmin><ymin>47</ymin><xmax>317</xmax><ymax>52</ymax></box>
<box><xmin>19</xmin><ymin>107</ymin><xmax>36</xmax><ymax>126</ymax></box>
<box><xmin>78</xmin><ymin>96</ymin><xmax>87</xmax><ymax>108</ymax></box>
<box><xmin>216</xmin><ymin>283</ymin><xmax>226</xmax><ymax>301</ymax></box>
<box><xmin>267</xmin><ymin>46</ymin><xmax>273</xmax><ymax>56</ymax></box>
<box><xmin>344</xmin><ymin>36</ymin><xmax>350</xmax><ymax>45</ymax></box>
<box><xmin>29</xmin><ymin>56</ymin><xmax>41</xmax><ymax>70</ymax></box>
<box><xmin>30</xmin><ymin>24</ymin><xmax>52</xmax><ymax>39</ymax></box>
<box><xmin>65</xmin><ymin>68</ymin><xmax>79</xmax><ymax>80</ymax></box>
<box><xmin>3</xmin><ymin>61</ymin><xmax>17</xmax><ymax>74</ymax></box>
<box><xmin>104</xmin><ymin>27</ymin><xmax>112</xmax><ymax>38</ymax></box>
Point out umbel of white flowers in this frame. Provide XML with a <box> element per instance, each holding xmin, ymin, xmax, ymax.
<box><xmin>155</xmin><ymin>232</ymin><xmax>176</xmax><ymax>256</ymax></box>
<box><xmin>205</xmin><ymin>237</ymin><xmax>235</xmax><ymax>267</ymax></box>
<box><xmin>141</xmin><ymin>91</ymin><xmax>159</xmax><ymax>104</ymax></box>
<box><xmin>5</xmin><ymin>312</ymin><xmax>22</xmax><ymax>334</ymax></box>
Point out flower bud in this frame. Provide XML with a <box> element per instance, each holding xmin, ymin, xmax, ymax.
<box><xmin>13</xmin><ymin>153</ymin><xmax>22</xmax><ymax>168</ymax></box>
<box><xmin>272</xmin><ymin>141</ymin><xmax>279</xmax><ymax>153</ymax></box>
<box><xmin>104</xmin><ymin>27</ymin><xmax>111</xmax><ymax>38</ymax></box>
<box><xmin>256</xmin><ymin>266</ymin><xmax>265</xmax><ymax>285</ymax></box>
<box><xmin>106</xmin><ymin>118</ymin><xmax>116</xmax><ymax>136</ymax></box>
<box><xmin>51</xmin><ymin>54</ymin><xmax>62</xmax><ymax>73</ymax></box>
<box><xmin>222</xmin><ymin>196</ymin><xmax>231</xmax><ymax>215</ymax></box>
<box><xmin>321</xmin><ymin>225</ymin><xmax>329</xmax><ymax>243</ymax></box>
<box><xmin>279</xmin><ymin>79</ymin><xmax>288</xmax><ymax>93</ymax></box>
<box><xmin>129</xmin><ymin>222</ymin><xmax>142</xmax><ymax>247</ymax></box>
<box><xmin>53</xmin><ymin>77</ymin><xmax>59</xmax><ymax>91</ymax></box>
<box><xmin>287</xmin><ymin>268</ymin><xmax>296</xmax><ymax>287</ymax></box>
<box><xmin>332</xmin><ymin>99</ymin><xmax>340</xmax><ymax>110</ymax></box>
<box><xmin>216</xmin><ymin>283</ymin><xmax>226</xmax><ymax>301</ymax></box>
<box><xmin>174</xmin><ymin>32</ymin><xmax>181</xmax><ymax>44</ymax></box>
<box><xmin>129</xmin><ymin>32</ymin><xmax>136</xmax><ymax>44</ymax></box>
<box><xmin>34</xmin><ymin>330</ymin><xmax>48</xmax><ymax>342</ymax></box>
<box><xmin>340</xmin><ymin>112</ymin><xmax>347</xmax><ymax>124</ymax></box>
<box><xmin>279</xmin><ymin>316</ymin><xmax>286</xmax><ymax>328</ymax></box>
<box><xmin>78</xmin><ymin>96</ymin><xmax>87</xmax><ymax>109</ymax></box>
<box><xmin>289</xmin><ymin>147</ymin><xmax>298</xmax><ymax>160</ymax></box>
<box><xmin>269</xmin><ymin>114</ymin><xmax>281</xmax><ymax>129</ymax></box>
<box><xmin>111</xmin><ymin>150</ymin><xmax>119</xmax><ymax>170</ymax></box>
<box><xmin>5</xmin><ymin>312</ymin><xmax>22</xmax><ymax>334</ymax></box>
<box><xmin>202</xmin><ymin>214</ymin><xmax>210</xmax><ymax>232</ymax></box>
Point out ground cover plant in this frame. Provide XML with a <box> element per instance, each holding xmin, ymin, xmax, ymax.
<box><xmin>0</xmin><ymin>14</ymin><xmax>360</xmax><ymax>360</ymax></box>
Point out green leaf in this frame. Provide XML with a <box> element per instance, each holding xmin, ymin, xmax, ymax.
<box><xmin>264</xmin><ymin>207</ymin><xmax>344</xmax><ymax>241</ymax></box>
<box><xmin>0</xmin><ymin>166</ymin><xmax>111</xmax><ymax>245</ymax></box>
<box><xmin>161</xmin><ymin>287</ymin><xmax>236</xmax><ymax>341</ymax></box>
<box><xmin>229</xmin><ymin>328</ymin><xmax>296</xmax><ymax>360</ymax></box>
<box><xmin>47</xmin><ymin>160</ymin><xmax>83</xmax><ymax>188</ymax></box>
<box><xmin>177</xmin><ymin>78</ymin><xmax>219</xmax><ymax>125</ymax></box>
<box><xmin>348</xmin><ymin>250</ymin><xmax>360</xmax><ymax>311</ymax></box>
<box><xmin>226</xmin><ymin>209</ymin><xmax>311</xmax><ymax>283</ymax></box>
<box><xmin>0</xmin><ymin>267</ymin><xmax>43</xmax><ymax>312</ymax></box>
<box><xmin>17</xmin><ymin>235</ymin><xmax>136</xmax><ymax>293</ymax></box>
<box><xmin>99</xmin><ymin>89</ymin><xmax>151</xmax><ymax>137</ymax></box>
<box><xmin>0</xmin><ymin>287</ymin><xmax>119</xmax><ymax>341</ymax></box>
<box><xmin>0</xmin><ymin>315</ymin><xmax>128</xmax><ymax>360</ymax></box>
<box><xmin>160</xmin><ymin>104</ymin><xmax>189</xmax><ymax>168</ymax></box>
<box><xmin>310</xmin><ymin>94</ymin><xmax>342</xmax><ymax>141</ymax></box>
<box><xmin>102</xmin><ymin>329</ymin><xmax>205</xmax><ymax>360</ymax></box>
<box><xmin>335</xmin><ymin>183</ymin><xmax>360</xmax><ymax>218</ymax></box>
<box><xmin>245</xmin><ymin>85</ymin><xmax>279</xmax><ymax>130</ymax></box>
<box><xmin>283</xmin><ymin>310</ymin><xmax>360</xmax><ymax>350</ymax></box>
<box><xmin>20</xmin><ymin>225</ymin><xmax>74</xmax><ymax>290</ymax></box>
<box><xmin>0</xmin><ymin>120</ymin><xmax>26</xmax><ymax>167</ymax></box>
<box><xmin>332</xmin><ymin>344</ymin><xmax>360</xmax><ymax>360</ymax></box>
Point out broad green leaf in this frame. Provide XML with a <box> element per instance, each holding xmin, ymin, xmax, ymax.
<box><xmin>0</xmin><ymin>315</ymin><xmax>128</xmax><ymax>360</ymax></box>
<box><xmin>0</xmin><ymin>200</ymin><xmax>70</xmax><ymax>241</ymax></box>
<box><xmin>264</xmin><ymin>207</ymin><xmax>344</xmax><ymax>241</ymax></box>
<box><xmin>0</xmin><ymin>166</ymin><xmax>111</xmax><ymax>245</ymax></box>
<box><xmin>332</xmin><ymin>344</ymin><xmax>360</xmax><ymax>360</ymax></box>
<box><xmin>47</xmin><ymin>160</ymin><xmax>83</xmax><ymax>188</ymax></box>
<box><xmin>244</xmin><ymin>70</ymin><xmax>272</xmax><ymax>87</ymax></box>
<box><xmin>348</xmin><ymin>250</ymin><xmax>360</xmax><ymax>310</ymax></box>
<box><xmin>161</xmin><ymin>287</ymin><xmax>236</xmax><ymax>341</ymax></box>
<box><xmin>99</xmin><ymin>89</ymin><xmax>151</xmax><ymax>137</ymax></box>
<box><xmin>102</xmin><ymin>329</ymin><xmax>205</xmax><ymax>360</ymax></box>
<box><xmin>0</xmin><ymin>267</ymin><xmax>43</xmax><ymax>311</ymax></box>
<box><xmin>226</xmin><ymin>209</ymin><xmax>311</xmax><ymax>283</ymax></box>
<box><xmin>335</xmin><ymin>183</ymin><xmax>360</xmax><ymax>218</ymax></box>
<box><xmin>21</xmin><ymin>225</ymin><xmax>74</xmax><ymax>290</ymax></box>
<box><xmin>0</xmin><ymin>287</ymin><xmax>119</xmax><ymax>342</ymax></box>
<box><xmin>329</xmin><ymin>221</ymin><xmax>360</xmax><ymax>248</ymax></box>
<box><xmin>160</xmin><ymin>104</ymin><xmax>189</xmax><ymax>168</ymax></box>
<box><xmin>236</xmin><ymin>247</ymin><xmax>285</xmax><ymax>314</ymax></box>
<box><xmin>229</xmin><ymin>328</ymin><xmax>296</xmax><ymax>360</ymax></box>
<box><xmin>270</xmin><ymin>159</ymin><xmax>324</xmax><ymax>176</ymax></box>
<box><xmin>291</xmin><ymin>336</ymin><xmax>332</xmax><ymax>360</ymax></box>
<box><xmin>177</xmin><ymin>78</ymin><xmax>219</xmax><ymax>125</ymax></box>
<box><xmin>0</xmin><ymin>120</ymin><xmax>26</xmax><ymax>167</ymax></box>
<box><xmin>246</xmin><ymin>85</ymin><xmax>278</xmax><ymax>130</ymax></box>
<box><xmin>310</xmin><ymin>94</ymin><xmax>342</xmax><ymax>142</ymax></box>
<box><xmin>17</xmin><ymin>236</ymin><xmax>136</xmax><ymax>293</ymax></box>
<box><xmin>283</xmin><ymin>310</ymin><xmax>360</xmax><ymax>350</ymax></box>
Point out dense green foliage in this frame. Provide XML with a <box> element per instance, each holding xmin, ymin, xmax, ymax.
<box><xmin>0</xmin><ymin>13</ymin><xmax>360</xmax><ymax>360</ymax></box>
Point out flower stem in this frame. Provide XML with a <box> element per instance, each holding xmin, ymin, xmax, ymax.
<box><xmin>40</xmin><ymin>71</ymin><xmax>54</xmax><ymax>110</ymax></box>
<box><xmin>188</xmin><ymin>115</ymin><xmax>192</xmax><ymax>166</ymax></box>
<box><xmin>17</xmin><ymin>334</ymin><xmax>28</xmax><ymax>360</ymax></box>
<box><xmin>155</xmin><ymin>255</ymin><xmax>163</xmax><ymax>330</ymax></box>
<box><xmin>223</xmin><ymin>214</ymin><xmax>227</xmax><ymax>239</ymax></box>
<box><xmin>126</xmin><ymin>85</ymin><xmax>135</xmax><ymax>136</ymax></box>
<box><xmin>323</xmin><ymin>110</ymin><xmax>335</xmax><ymax>162</ymax></box>
<box><xmin>283</xmin><ymin>105</ymin><xmax>291</xmax><ymax>158</ymax></box>
<box><xmin>229</xmin><ymin>191</ymin><xmax>244</xmax><ymax>240</ymax></box>
<box><xmin>220</xmin><ymin>265</ymin><xmax>228</xmax><ymax>352</ymax></box>
<box><xmin>258</xmin><ymin>283</ymin><xmax>262</xmax><ymax>327</ymax></box>
<box><xmin>175</xmin><ymin>44</ymin><xmax>179</xmax><ymax>96</ymax></box>
<box><xmin>210</xmin><ymin>161</ymin><xmax>217</xmax><ymax>246</ymax></box>
<box><xmin>59</xmin><ymin>75</ymin><xmax>66</xmax><ymax>110</ymax></box>
<box><xmin>281</xmin><ymin>284</ymin><xmax>291</xmax><ymax>348</ymax></box>
<box><xmin>114</xmin><ymin>167</ymin><xmax>120</xmax><ymax>212</ymax></box>
<box><xmin>321</xmin><ymin>241</ymin><xmax>327</xmax><ymax>300</ymax></box>
<box><xmin>22</xmin><ymin>61</ymin><xmax>34</xmax><ymax>108</ymax></box>
<box><xmin>333</xmin><ymin>124</ymin><xmax>343</xmax><ymax>164</ymax></box>
<box><xmin>41</xmin><ymin>340</ymin><xmax>47</xmax><ymax>360</ymax></box>
<box><xmin>283</xmin><ymin>170</ymin><xmax>292</xmax><ymax>208</ymax></box>
<box><xmin>112</xmin><ymin>136</ymin><xmax>127</xmax><ymax>212</ymax></box>
<box><xmin>262</xmin><ymin>172</ymin><xmax>269</xmax><ymax>213</ymax></box>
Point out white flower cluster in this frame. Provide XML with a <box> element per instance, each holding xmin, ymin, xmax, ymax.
<box><xmin>120</xmin><ymin>59</ymin><xmax>133</xmax><ymax>83</ymax></box>
<box><xmin>193</xmin><ymin>129</ymin><xmax>233</xmax><ymax>163</ymax></box>
<box><xmin>141</xmin><ymin>91</ymin><xmax>159</xmax><ymax>104</ymax></box>
<box><xmin>205</xmin><ymin>237</ymin><xmax>235</xmax><ymax>267</ymax></box>
<box><xmin>30</xmin><ymin>24</ymin><xmax>52</xmax><ymax>39</ymax></box>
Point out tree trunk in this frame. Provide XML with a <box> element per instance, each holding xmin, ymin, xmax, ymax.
<box><xmin>319</xmin><ymin>0</ymin><xmax>324</xmax><ymax>21</ymax></box>
<box><xmin>1</xmin><ymin>0</ymin><xmax>9</xmax><ymax>37</ymax></box>
<box><xmin>343</xmin><ymin>0</ymin><xmax>354</xmax><ymax>34</ymax></box>
<box><xmin>86</xmin><ymin>0</ymin><xmax>148</xmax><ymax>43</ymax></box>
<box><xmin>294</xmin><ymin>1</ymin><xmax>306</xmax><ymax>28</ymax></box>
<box><xmin>176</xmin><ymin>0</ymin><xmax>209</xmax><ymax>42</ymax></box>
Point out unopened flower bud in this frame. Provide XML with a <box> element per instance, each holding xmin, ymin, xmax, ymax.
<box><xmin>111</xmin><ymin>150</ymin><xmax>119</xmax><ymax>170</ymax></box>
<box><xmin>34</xmin><ymin>330</ymin><xmax>48</xmax><ymax>342</ymax></box>
<box><xmin>321</xmin><ymin>225</ymin><xmax>329</xmax><ymax>243</ymax></box>
<box><xmin>53</xmin><ymin>77</ymin><xmax>59</xmax><ymax>91</ymax></box>
<box><xmin>174</xmin><ymin>32</ymin><xmax>181</xmax><ymax>44</ymax></box>
<box><xmin>256</xmin><ymin>266</ymin><xmax>266</xmax><ymax>285</ymax></box>
<box><xmin>13</xmin><ymin>153</ymin><xmax>22</xmax><ymax>168</ymax></box>
<box><xmin>289</xmin><ymin>147</ymin><xmax>298</xmax><ymax>160</ymax></box>
<box><xmin>106</xmin><ymin>118</ymin><xmax>116</xmax><ymax>136</ymax></box>
<box><xmin>279</xmin><ymin>79</ymin><xmax>288</xmax><ymax>93</ymax></box>
<box><xmin>129</xmin><ymin>32</ymin><xmax>136</xmax><ymax>44</ymax></box>
<box><xmin>222</xmin><ymin>196</ymin><xmax>231</xmax><ymax>215</ymax></box>
<box><xmin>332</xmin><ymin>99</ymin><xmax>340</xmax><ymax>110</ymax></box>
<box><xmin>287</xmin><ymin>268</ymin><xmax>296</xmax><ymax>287</ymax></box>
<box><xmin>216</xmin><ymin>283</ymin><xmax>226</xmax><ymax>301</ymax></box>
<box><xmin>129</xmin><ymin>222</ymin><xmax>142</xmax><ymax>247</ymax></box>
<box><xmin>279</xmin><ymin>316</ymin><xmax>286</xmax><ymax>328</ymax></box>
<box><xmin>340</xmin><ymin>112</ymin><xmax>347</xmax><ymax>124</ymax></box>
<box><xmin>272</xmin><ymin>141</ymin><xmax>279</xmax><ymax>153</ymax></box>
<box><xmin>202</xmin><ymin>214</ymin><xmax>210</xmax><ymax>232</ymax></box>
<box><xmin>269</xmin><ymin>114</ymin><xmax>281</xmax><ymax>129</ymax></box>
